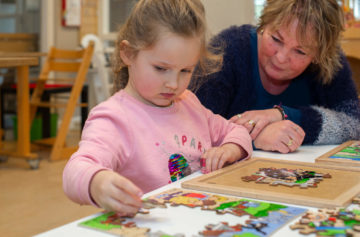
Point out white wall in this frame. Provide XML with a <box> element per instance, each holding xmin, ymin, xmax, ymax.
<box><xmin>42</xmin><ymin>0</ymin><xmax>255</xmax><ymax>50</ymax></box>
<box><xmin>202</xmin><ymin>0</ymin><xmax>255</xmax><ymax>35</ymax></box>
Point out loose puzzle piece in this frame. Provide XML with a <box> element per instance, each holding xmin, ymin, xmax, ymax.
<box><xmin>80</xmin><ymin>188</ymin><xmax>306</xmax><ymax>237</ymax></box>
<box><xmin>330</xmin><ymin>141</ymin><xmax>360</xmax><ymax>160</ymax></box>
<box><xmin>290</xmin><ymin>207</ymin><xmax>360</xmax><ymax>236</ymax></box>
<box><xmin>242</xmin><ymin>167</ymin><xmax>331</xmax><ymax>188</ymax></box>
<box><xmin>353</xmin><ymin>195</ymin><xmax>360</xmax><ymax>204</ymax></box>
<box><xmin>79</xmin><ymin>212</ymin><xmax>151</xmax><ymax>237</ymax></box>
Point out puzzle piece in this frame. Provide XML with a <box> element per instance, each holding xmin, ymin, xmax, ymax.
<box><xmin>142</xmin><ymin>198</ymin><xmax>167</xmax><ymax>210</ymax></box>
<box><xmin>353</xmin><ymin>195</ymin><xmax>360</xmax><ymax>204</ymax></box>
<box><xmin>108</xmin><ymin>226</ymin><xmax>150</xmax><ymax>237</ymax></box>
<box><xmin>242</xmin><ymin>167</ymin><xmax>331</xmax><ymax>188</ymax></box>
<box><xmin>290</xmin><ymin>207</ymin><xmax>360</xmax><ymax>236</ymax></box>
<box><xmin>145</xmin><ymin>188</ymin><xmax>239</xmax><ymax>210</ymax></box>
<box><xmin>200</xmin><ymin>222</ymin><xmax>243</xmax><ymax>236</ymax></box>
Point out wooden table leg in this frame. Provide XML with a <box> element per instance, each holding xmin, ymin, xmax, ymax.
<box><xmin>16</xmin><ymin>65</ymin><xmax>32</xmax><ymax>157</ymax></box>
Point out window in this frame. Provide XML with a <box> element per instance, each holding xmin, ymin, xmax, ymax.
<box><xmin>254</xmin><ymin>0</ymin><xmax>266</xmax><ymax>23</ymax></box>
<box><xmin>345</xmin><ymin>0</ymin><xmax>360</xmax><ymax>20</ymax></box>
<box><xmin>101</xmin><ymin>0</ymin><xmax>136</xmax><ymax>36</ymax></box>
<box><xmin>0</xmin><ymin>0</ymin><xmax>40</xmax><ymax>33</ymax></box>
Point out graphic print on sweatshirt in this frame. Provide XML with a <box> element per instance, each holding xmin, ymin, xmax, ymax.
<box><xmin>156</xmin><ymin>133</ymin><xmax>206</xmax><ymax>183</ymax></box>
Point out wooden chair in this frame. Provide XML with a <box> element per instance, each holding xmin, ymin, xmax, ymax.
<box><xmin>30</xmin><ymin>41</ymin><xmax>94</xmax><ymax>161</ymax></box>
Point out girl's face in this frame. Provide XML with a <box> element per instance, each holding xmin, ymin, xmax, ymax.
<box><xmin>122</xmin><ymin>32</ymin><xmax>201</xmax><ymax>107</ymax></box>
<box><xmin>257</xmin><ymin>19</ymin><xmax>315</xmax><ymax>84</ymax></box>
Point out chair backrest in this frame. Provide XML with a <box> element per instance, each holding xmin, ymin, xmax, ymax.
<box><xmin>38</xmin><ymin>42</ymin><xmax>94</xmax><ymax>82</ymax></box>
<box><xmin>29</xmin><ymin>42</ymin><xmax>95</xmax><ymax>160</ymax></box>
<box><xmin>30</xmin><ymin>41</ymin><xmax>95</xmax><ymax>121</ymax></box>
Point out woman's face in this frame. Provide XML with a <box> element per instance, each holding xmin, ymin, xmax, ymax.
<box><xmin>257</xmin><ymin>19</ymin><xmax>315</xmax><ymax>83</ymax></box>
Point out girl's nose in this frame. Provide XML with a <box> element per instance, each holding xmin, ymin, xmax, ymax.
<box><xmin>165</xmin><ymin>74</ymin><xmax>179</xmax><ymax>89</ymax></box>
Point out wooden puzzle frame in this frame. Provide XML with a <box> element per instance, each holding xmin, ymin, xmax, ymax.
<box><xmin>315</xmin><ymin>140</ymin><xmax>360</xmax><ymax>168</ymax></box>
<box><xmin>182</xmin><ymin>158</ymin><xmax>360</xmax><ymax>208</ymax></box>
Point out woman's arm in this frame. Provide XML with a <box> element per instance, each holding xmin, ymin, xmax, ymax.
<box><xmin>300</xmin><ymin>54</ymin><xmax>360</xmax><ymax>144</ymax></box>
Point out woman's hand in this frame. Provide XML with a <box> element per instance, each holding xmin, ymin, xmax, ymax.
<box><xmin>253</xmin><ymin>120</ymin><xmax>305</xmax><ymax>153</ymax></box>
<box><xmin>90</xmin><ymin>170</ymin><xmax>143</xmax><ymax>216</ymax></box>
<box><xmin>230</xmin><ymin>109</ymin><xmax>283</xmax><ymax>140</ymax></box>
<box><xmin>201</xmin><ymin>143</ymin><xmax>247</xmax><ymax>173</ymax></box>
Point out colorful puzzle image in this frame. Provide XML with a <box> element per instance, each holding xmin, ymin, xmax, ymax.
<box><xmin>241</xmin><ymin>167</ymin><xmax>331</xmax><ymax>188</ymax></box>
<box><xmin>182</xmin><ymin>158</ymin><xmax>360</xmax><ymax>208</ymax></box>
<box><xmin>316</xmin><ymin>141</ymin><xmax>360</xmax><ymax>168</ymax></box>
<box><xmin>79</xmin><ymin>188</ymin><xmax>306</xmax><ymax>236</ymax></box>
<box><xmin>329</xmin><ymin>141</ymin><xmax>360</xmax><ymax>160</ymax></box>
<box><xmin>290</xmin><ymin>206</ymin><xmax>360</xmax><ymax>236</ymax></box>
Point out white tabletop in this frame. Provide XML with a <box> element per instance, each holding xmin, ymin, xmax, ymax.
<box><xmin>35</xmin><ymin>145</ymin><xmax>337</xmax><ymax>237</ymax></box>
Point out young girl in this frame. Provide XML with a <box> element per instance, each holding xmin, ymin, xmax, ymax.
<box><xmin>63</xmin><ymin>0</ymin><xmax>252</xmax><ymax>215</ymax></box>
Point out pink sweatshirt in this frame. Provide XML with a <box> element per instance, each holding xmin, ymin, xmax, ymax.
<box><xmin>63</xmin><ymin>90</ymin><xmax>252</xmax><ymax>205</ymax></box>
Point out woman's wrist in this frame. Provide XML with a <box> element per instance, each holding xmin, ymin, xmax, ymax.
<box><xmin>273</xmin><ymin>105</ymin><xmax>288</xmax><ymax>120</ymax></box>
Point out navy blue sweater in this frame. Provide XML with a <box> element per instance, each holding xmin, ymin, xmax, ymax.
<box><xmin>195</xmin><ymin>25</ymin><xmax>360</xmax><ymax>144</ymax></box>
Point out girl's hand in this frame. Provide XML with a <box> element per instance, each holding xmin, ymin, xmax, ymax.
<box><xmin>90</xmin><ymin>170</ymin><xmax>143</xmax><ymax>216</ymax></box>
<box><xmin>253</xmin><ymin>120</ymin><xmax>305</xmax><ymax>153</ymax></box>
<box><xmin>201</xmin><ymin>143</ymin><xmax>247</xmax><ymax>173</ymax></box>
<box><xmin>230</xmin><ymin>109</ymin><xmax>282</xmax><ymax>140</ymax></box>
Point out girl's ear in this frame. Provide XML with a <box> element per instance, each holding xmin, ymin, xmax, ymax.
<box><xmin>119</xmin><ymin>40</ymin><xmax>133</xmax><ymax>65</ymax></box>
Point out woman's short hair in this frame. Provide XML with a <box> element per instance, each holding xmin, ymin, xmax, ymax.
<box><xmin>258</xmin><ymin>0</ymin><xmax>345</xmax><ymax>84</ymax></box>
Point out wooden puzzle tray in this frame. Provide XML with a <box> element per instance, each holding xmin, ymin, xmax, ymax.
<box><xmin>182</xmin><ymin>157</ymin><xmax>360</xmax><ymax>208</ymax></box>
<box><xmin>315</xmin><ymin>140</ymin><xmax>360</xmax><ymax>168</ymax></box>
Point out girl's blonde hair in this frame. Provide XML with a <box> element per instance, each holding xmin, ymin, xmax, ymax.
<box><xmin>112</xmin><ymin>0</ymin><xmax>222</xmax><ymax>92</ymax></box>
<box><xmin>258</xmin><ymin>0</ymin><xmax>345</xmax><ymax>84</ymax></box>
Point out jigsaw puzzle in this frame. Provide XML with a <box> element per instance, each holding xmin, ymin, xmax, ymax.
<box><xmin>79</xmin><ymin>188</ymin><xmax>306</xmax><ymax>236</ymax></box>
<box><xmin>241</xmin><ymin>167</ymin><xmax>331</xmax><ymax>188</ymax></box>
<box><xmin>316</xmin><ymin>141</ymin><xmax>360</xmax><ymax>168</ymax></box>
<box><xmin>182</xmin><ymin>158</ymin><xmax>360</xmax><ymax>208</ymax></box>
<box><xmin>290</xmin><ymin>206</ymin><xmax>360</xmax><ymax>236</ymax></box>
<box><xmin>329</xmin><ymin>141</ymin><xmax>360</xmax><ymax>160</ymax></box>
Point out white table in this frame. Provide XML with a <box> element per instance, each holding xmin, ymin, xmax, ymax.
<box><xmin>35</xmin><ymin>145</ymin><xmax>337</xmax><ymax>237</ymax></box>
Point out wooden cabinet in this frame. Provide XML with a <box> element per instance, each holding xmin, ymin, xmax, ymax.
<box><xmin>342</xmin><ymin>27</ymin><xmax>360</xmax><ymax>95</ymax></box>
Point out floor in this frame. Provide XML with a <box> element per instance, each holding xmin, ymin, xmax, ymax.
<box><xmin>0</xmin><ymin>130</ymin><xmax>99</xmax><ymax>237</ymax></box>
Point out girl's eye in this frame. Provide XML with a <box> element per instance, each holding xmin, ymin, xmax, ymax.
<box><xmin>181</xmin><ymin>69</ymin><xmax>192</xmax><ymax>73</ymax></box>
<box><xmin>271</xmin><ymin>35</ymin><xmax>281</xmax><ymax>43</ymax></box>
<box><xmin>154</xmin><ymin>66</ymin><xmax>166</xmax><ymax>72</ymax></box>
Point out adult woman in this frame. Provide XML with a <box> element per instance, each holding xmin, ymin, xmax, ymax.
<box><xmin>195</xmin><ymin>0</ymin><xmax>360</xmax><ymax>153</ymax></box>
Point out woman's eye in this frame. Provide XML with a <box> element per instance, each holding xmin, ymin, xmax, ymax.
<box><xmin>295</xmin><ymin>49</ymin><xmax>306</xmax><ymax>55</ymax></box>
<box><xmin>271</xmin><ymin>35</ymin><xmax>281</xmax><ymax>43</ymax></box>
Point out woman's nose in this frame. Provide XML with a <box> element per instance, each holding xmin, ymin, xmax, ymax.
<box><xmin>275</xmin><ymin>47</ymin><xmax>290</xmax><ymax>64</ymax></box>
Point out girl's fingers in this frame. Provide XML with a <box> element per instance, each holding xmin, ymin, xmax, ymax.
<box><xmin>106</xmin><ymin>197</ymin><xmax>141</xmax><ymax>214</ymax></box>
<box><xmin>250</xmin><ymin>120</ymin><xmax>268</xmax><ymax>140</ymax></box>
<box><xmin>112</xmin><ymin>186</ymin><xmax>142</xmax><ymax>208</ymax></box>
<box><xmin>114</xmin><ymin>176</ymin><xmax>143</xmax><ymax>199</ymax></box>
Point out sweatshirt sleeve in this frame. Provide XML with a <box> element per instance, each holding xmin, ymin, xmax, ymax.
<box><xmin>300</xmin><ymin>54</ymin><xmax>360</xmax><ymax>144</ymax></box>
<box><xmin>204</xmin><ymin>106</ymin><xmax>253</xmax><ymax>160</ymax></box>
<box><xmin>62</xmin><ymin>103</ymin><xmax>134</xmax><ymax>206</ymax></box>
